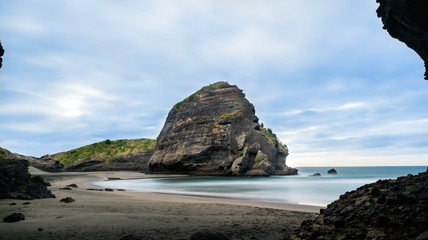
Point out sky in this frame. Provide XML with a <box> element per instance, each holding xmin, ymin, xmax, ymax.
<box><xmin>0</xmin><ymin>1</ymin><xmax>427</xmax><ymax>167</ymax></box>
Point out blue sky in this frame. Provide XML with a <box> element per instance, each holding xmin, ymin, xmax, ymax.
<box><xmin>1</xmin><ymin>1</ymin><xmax>427</xmax><ymax>166</ymax></box>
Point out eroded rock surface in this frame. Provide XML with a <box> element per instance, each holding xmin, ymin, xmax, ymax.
<box><xmin>290</xmin><ymin>168</ymin><xmax>428</xmax><ymax>240</ymax></box>
<box><xmin>377</xmin><ymin>0</ymin><xmax>428</xmax><ymax>79</ymax></box>
<box><xmin>149</xmin><ymin>82</ymin><xmax>296</xmax><ymax>176</ymax></box>
<box><xmin>0</xmin><ymin>147</ymin><xmax>55</xmax><ymax>200</ymax></box>
<box><xmin>0</xmin><ymin>41</ymin><xmax>4</xmax><ymax>69</ymax></box>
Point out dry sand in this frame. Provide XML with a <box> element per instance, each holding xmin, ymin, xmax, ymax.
<box><xmin>0</xmin><ymin>168</ymin><xmax>320</xmax><ymax>240</ymax></box>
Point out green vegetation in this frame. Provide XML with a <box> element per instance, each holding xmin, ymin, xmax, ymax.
<box><xmin>260</xmin><ymin>125</ymin><xmax>287</xmax><ymax>152</ymax></box>
<box><xmin>0</xmin><ymin>147</ymin><xmax>9</xmax><ymax>160</ymax></box>
<box><xmin>52</xmin><ymin>138</ymin><xmax>157</xmax><ymax>166</ymax></box>
<box><xmin>174</xmin><ymin>81</ymin><xmax>229</xmax><ymax>110</ymax></box>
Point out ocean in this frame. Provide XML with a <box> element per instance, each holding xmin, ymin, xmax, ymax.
<box><xmin>92</xmin><ymin>166</ymin><xmax>427</xmax><ymax>207</ymax></box>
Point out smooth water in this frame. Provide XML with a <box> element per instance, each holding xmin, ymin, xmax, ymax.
<box><xmin>93</xmin><ymin>166</ymin><xmax>427</xmax><ymax>207</ymax></box>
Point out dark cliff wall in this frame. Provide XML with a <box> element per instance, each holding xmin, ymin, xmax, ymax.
<box><xmin>0</xmin><ymin>41</ymin><xmax>4</xmax><ymax>69</ymax></box>
<box><xmin>149</xmin><ymin>82</ymin><xmax>296</xmax><ymax>176</ymax></box>
<box><xmin>376</xmin><ymin>0</ymin><xmax>428</xmax><ymax>80</ymax></box>
<box><xmin>0</xmin><ymin>147</ymin><xmax>55</xmax><ymax>200</ymax></box>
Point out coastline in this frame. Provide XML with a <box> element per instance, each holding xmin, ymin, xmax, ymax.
<box><xmin>0</xmin><ymin>168</ymin><xmax>319</xmax><ymax>240</ymax></box>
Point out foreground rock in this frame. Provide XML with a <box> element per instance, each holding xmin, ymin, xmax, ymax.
<box><xmin>0</xmin><ymin>147</ymin><xmax>55</xmax><ymax>200</ymax></box>
<box><xmin>376</xmin><ymin>0</ymin><xmax>428</xmax><ymax>80</ymax></box>
<box><xmin>290</xmin><ymin>168</ymin><xmax>428</xmax><ymax>240</ymax></box>
<box><xmin>327</xmin><ymin>168</ymin><xmax>337</xmax><ymax>174</ymax></box>
<box><xmin>149</xmin><ymin>82</ymin><xmax>297</xmax><ymax>176</ymax></box>
<box><xmin>3</xmin><ymin>213</ymin><xmax>25</xmax><ymax>223</ymax></box>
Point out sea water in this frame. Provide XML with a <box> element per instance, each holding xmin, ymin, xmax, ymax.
<box><xmin>92</xmin><ymin>166</ymin><xmax>426</xmax><ymax>207</ymax></box>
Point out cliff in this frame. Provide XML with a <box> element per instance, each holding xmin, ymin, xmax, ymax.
<box><xmin>290</xmin><ymin>168</ymin><xmax>428</xmax><ymax>239</ymax></box>
<box><xmin>149</xmin><ymin>82</ymin><xmax>297</xmax><ymax>176</ymax></box>
<box><xmin>376</xmin><ymin>0</ymin><xmax>428</xmax><ymax>80</ymax></box>
<box><xmin>39</xmin><ymin>138</ymin><xmax>156</xmax><ymax>172</ymax></box>
<box><xmin>0</xmin><ymin>147</ymin><xmax>55</xmax><ymax>199</ymax></box>
<box><xmin>0</xmin><ymin>41</ymin><xmax>4</xmax><ymax>69</ymax></box>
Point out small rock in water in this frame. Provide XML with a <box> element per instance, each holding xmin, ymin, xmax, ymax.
<box><xmin>59</xmin><ymin>187</ymin><xmax>72</xmax><ymax>190</ymax></box>
<box><xmin>22</xmin><ymin>202</ymin><xmax>31</xmax><ymax>205</ymax></box>
<box><xmin>59</xmin><ymin>197</ymin><xmax>75</xmax><ymax>203</ymax></box>
<box><xmin>9</xmin><ymin>203</ymin><xmax>17</xmax><ymax>206</ymax></box>
<box><xmin>310</xmin><ymin>173</ymin><xmax>321</xmax><ymax>177</ymax></box>
<box><xmin>328</xmin><ymin>168</ymin><xmax>338</xmax><ymax>174</ymax></box>
<box><xmin>3</xmin><ymin>213</ymin><xmax>25</xmax><ymax>222</ymax></box>
<box><xmin>66</xmin><ymin>183</ymin><xmax>78</xmax><ymax>188</ymax></box>
<box><xmin>104</xmin><ymin>188</ymin><xmax>114</xmax><ymax>192</ymax></box>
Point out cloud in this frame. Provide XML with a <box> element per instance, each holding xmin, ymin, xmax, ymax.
<box><xmin>0</xmin><ymin>1</ymin><xmax>427</xmax><ymax>166</ymax></box>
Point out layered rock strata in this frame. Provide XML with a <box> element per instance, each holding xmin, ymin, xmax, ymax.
<box><xmin>376</xmin><ymin>0</ymin><xmax>428</xmax><ymax>79</ymax></box>
<box><xmin>0</xmin><ymin>147</ymin><xmax>55</xmax><ymax>200</ymax></box>
<box><xmin>149</xmin><ymin>82</ymin><xmax>296</xmax><ymax>176</ymax></box>
<box><xmin>290</xmin><ymin>168</ymin><xmax>428</xmax><ymax>240</ymax></box>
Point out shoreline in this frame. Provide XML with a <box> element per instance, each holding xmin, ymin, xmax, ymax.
<box><xmin>0</xmin><ymin>168</ymin><xmax>320</xmax><ymax>240</ymax></box>
<box><xmin>39</xmin><ymin>167</ymin><xmax>323</xmax><ymax>213</ymax></box>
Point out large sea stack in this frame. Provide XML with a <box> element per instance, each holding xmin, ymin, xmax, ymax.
<box><xmin>149</xmin><ymin>82</ymin><xmax>297</xmax><ymax>176</ymax></box>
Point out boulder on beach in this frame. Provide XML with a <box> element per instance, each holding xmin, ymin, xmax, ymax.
<box><xmin>3</xmin><ymin>213</ymin><xmax>25</xmax><ymax>223</ymax></box>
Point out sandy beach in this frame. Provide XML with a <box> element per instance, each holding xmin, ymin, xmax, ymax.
<box><xmin>0</xmin><ymin>168</ymin><xmax>320</xmax><ymax>240</ymax></box>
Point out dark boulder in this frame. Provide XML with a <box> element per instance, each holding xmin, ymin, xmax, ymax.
<box><xmin>3</xmin><ymin>213</ymin><xmax>25</xmax><ymax>223</ymax></box>
<box><xmin>0</xmin><ymin>147</ymin><xmax>55</xmax><ymax>200</ymax></box>
<box><xmin>327</xmin><ymin>168</ymin><xmax>337</xmax><ymax>174</ymax></box>
<box><xmin>309</xmin><ymin>173</ymin><xmax>321</xmax><ymax>177</ymax></box>
<box><xmin>59</xmin><ymin>197</ymin><xmax>75</xmax><ymax>203</ymax></box>
<box><xmin>189</xmin><ymin>230</ymin><xmax>231</xmax><ymax>240</ymax></box>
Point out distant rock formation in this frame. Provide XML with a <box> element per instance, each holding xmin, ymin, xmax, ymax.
<box><xmin>376</xmin><ymin>0</ymin><xmax>428</xmax><ymax>80</ymax></box>
<box><xmin>25</xmin><ymin>139</ymin><xmax>156</xmax><ymax>172</ymax></box>
<box><xmin>0</xmin><ymin>147</ymin><xmax>55</xmax><ymax>200</ymax></box>
<box><xmin>327</xmin><ymin>168</ymin><xmax>337</xmax><ymax>174</ymax></box>
<box><xmin>290</xmin><ymin>168</ymin><xmax>428</xmax><ymax>239</ymax></box>
<box><xmin>149</xmin><ymin>82</ymin><xmax>297</xmax><ymax>176</ymax></box>
<box><xmin>0</xmin><ymin>41</ymin><xmax>4</xmax><ymax>69</ymax></box>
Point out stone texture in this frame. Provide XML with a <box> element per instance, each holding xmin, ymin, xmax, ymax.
<box><xmin>149</xmin><ymin>82</ymin><xmax>296</xmax><ymax>176</ymax></box>
<box><xmin>290</xmin><ymin>168</ymin><xmax>428</xmax><ymax>240</ymax></box>
<box><xmin>376</xmin><ymin>0</ymin><xmax>428</xmax><ymax>80</ymax></box>
<box><xmin>0</xmin><ymin>41</ymin><xmax>4</xmax><ymax>69</ymax></box>
<box><xmin>0</xmin><ymin>147</ymin><xmax>55</xmax><ymax>200</ymax></box>
<box><xmin>3</xmin><ymin>213</ymin><xmax>25</xmax><ymax>223</ymax></box>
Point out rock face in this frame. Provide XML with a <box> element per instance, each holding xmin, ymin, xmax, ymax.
<box><xmin>376</xmin><ymin>0</ymin><xmax>428</xmax><ymax>80</ymax></box>
<box><xmin>149</xmin><ymin>82</ymin><xmax>296</xmax><ymax>176</ymax></box>
<box><xmin>0</xmin><ymin>147</ymin><xmax>55</xmax><ymax>200</ymax></box>
<box><xmin>290</xmin><ymin>168</ymin><xmax>428</xmax><ymax>240</ymax></box>
<box><xmin>0</xmin><ymin>41</ymin><xmax>4</xmax><ymax>69</ymax></box>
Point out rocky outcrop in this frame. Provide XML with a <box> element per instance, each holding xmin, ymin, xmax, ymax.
<box><xmin>149</xmin><ymin>82</ymin><xmax>296</xmax><ymax>176</ymax></box>
<box><xmin>376</xmin><ymin>0</ymin><xmax>428</xmax><ymax>80</ymax></box>
<box><xmin>290</xmin><ymin>168</ymin><xmax>428</xmax><ymax>240</ymax></box>
<box><xmin>0</xmin><ymin>41</ymin><xmax>4</xmax><ymax>69</ymax></box>
<box><xmin>55</xmin><ymin>147</ymin><xmax>155</xmax><ymax>172</ymax></box>
<box><xmin>0</xmin><ymin>147</ymin><xmax>55</xmax><ymax>200</ymax></box>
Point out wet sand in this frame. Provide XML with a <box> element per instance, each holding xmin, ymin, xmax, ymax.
<box><xmin>0</xmin><ymin>168</ymin><xmax>319</xmax><ymax>240</ymax></box>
